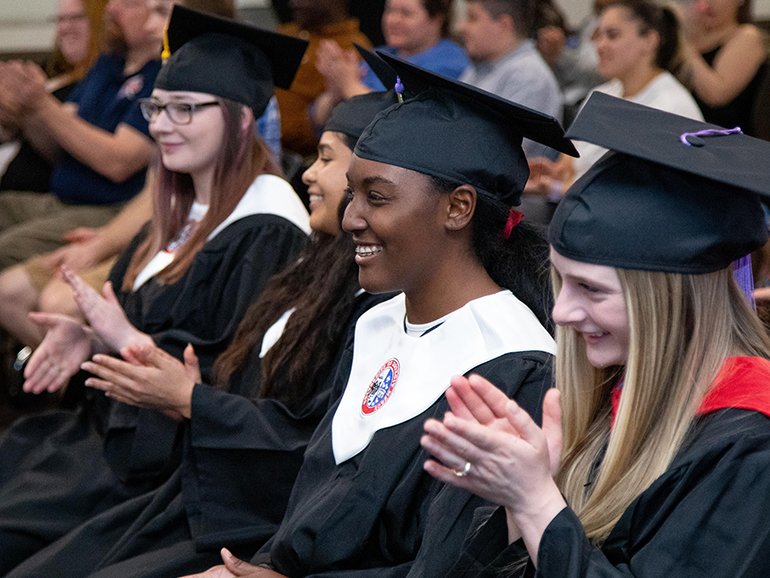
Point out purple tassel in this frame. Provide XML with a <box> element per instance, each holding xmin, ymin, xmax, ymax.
<box><xmin>680</xmin><ymin>126</ymin><xmax>742</xmax><ymax>146</ymax></box>
<box><xmin>732</xmin><ymin>254</ymin><xmax>756</xmax><ymax>311</ymax></box>
<box><xmin>395</xmin><ymin>76</ymin><xmax>404</xmax><ymax>103</ymax></box>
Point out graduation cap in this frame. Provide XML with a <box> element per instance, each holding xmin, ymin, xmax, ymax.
<box><xmin>154</xmin><ymin>5</ymin><xmax>308</xmax><ymax>117</ymax></box>
<box><xmin>324</xmin><ymin>90</ymin><xmax>400</xmax><ymax>142</ymax></box>
<box><xmin>549</xmin><ymin>92</ymin><xmax>770</xmax><ymax>274</ymax></box>
<box><xmin>352</xmin><ymin>51</ymin><xmax>578</xmax><ymax>206</ymax></box>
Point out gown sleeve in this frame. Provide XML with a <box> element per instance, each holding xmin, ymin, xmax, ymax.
<box><xmin>448</xmin><ymin>409</ymin><xmax>770</xmax><ymax>578</ymax></box>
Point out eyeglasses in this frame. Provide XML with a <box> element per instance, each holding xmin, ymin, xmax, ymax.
<box><xmin>139</xmin><ymin>99</ymin><xmax>220</xmax><ymax>125</ymax></box>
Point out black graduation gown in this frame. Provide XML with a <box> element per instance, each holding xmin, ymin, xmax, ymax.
<box><xmin>252</xmin><ymin>349</ymin><xmax>554</xmax><ymax>578</ymax></box>
<box><xmin>0</xmin><ymin>213</ymin><xmax>306</xmax><ymax>575</ymax></box>
<box><xmin>5</xmin><ymin>293</ymin><xmax>387</xmax><ymax>578</ymax></box>
<box><xmin>447</xmin><ymin>408</ymin><xmax>770</xmax><ymax>578</ymax></box>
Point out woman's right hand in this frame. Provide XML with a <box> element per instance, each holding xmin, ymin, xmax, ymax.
<box><xmin>24</xmin><ymin>312</ymin><xmax>96</xmax><ymax>394</ymax></box>
<box><xmin>421</xmin><ymin>375</ymin><xmax>565</xmax><ymax>557</ymax></box>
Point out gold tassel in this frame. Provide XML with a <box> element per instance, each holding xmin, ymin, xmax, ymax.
<box><xmin>161</xmin><ymin>27</ymin><xmax>171</xmax><ymax>60</ymax></box>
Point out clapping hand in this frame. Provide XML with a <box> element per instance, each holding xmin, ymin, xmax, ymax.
<box><xmin>421</xmin><ymin>375</ymin><xmax>566</xmax><ymax>562</ymax></box>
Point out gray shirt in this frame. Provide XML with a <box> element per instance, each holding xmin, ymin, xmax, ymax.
<box><xmin>461</xmin><ymin>40</ymin><xmax>563</xmax><ymax>158</ymax></box>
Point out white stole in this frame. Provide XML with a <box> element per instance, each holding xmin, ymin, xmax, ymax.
<box><xmin>133</xmin><ymin>174</ymin><xmax>309</xmax><ymax>290</ymax></box>
<box><xmin>331</xmin><ymin>291</ymin><xmax>556</xmax><ymax>464</ymax></box>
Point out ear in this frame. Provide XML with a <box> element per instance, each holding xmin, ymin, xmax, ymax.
<box><xmin>444</xmin><ymin>184</ymin><xmax>477</xmax><ymax>232</ymax></box>
<box><xmin>497</xmin><ymin>13</ymin><xmax>516</xmax><ymax>35</ymax></box>
<box><xmin>240</xmin><ymin>105</ymin><xmax>255</xmax><ymax>135</ymax></box>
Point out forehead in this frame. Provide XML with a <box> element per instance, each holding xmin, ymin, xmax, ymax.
<box><xmin>347</xmin><ymin>154</ymin><xmax>430</xmax><ymax>186</ymax></box>
<box><xmin>550</xmin><ymin>248</ymin><xmax>622</xmax><ymax>287</ymax></box>
<box><xmin>600</xmin><ymin>5</ymin><xmax>634</xmax><ymax>25</ymax></box>
<box><xmin>320</xmin><ymin>130</ymin><xmax>351</xmax><ymax>151</ymax></box>
<box><xmin>58</xmin><ymin>0</ymin><xmax>84</xmax><ymax>14</ymax></box>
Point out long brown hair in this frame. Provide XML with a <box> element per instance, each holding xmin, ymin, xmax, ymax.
<box><xmin>212</xmin><ymin>223</ymin><xmax>360</xmax><ymax>409</ymax></box>
<box><xmin>122</xmin><ymin>98</ymin><xmax>281</xmax><ymax>290</ymax></box>
<box><xmin>554</xmin><ymin>266</ymin><xmax>770</xmax><ymax>544</ymax></box>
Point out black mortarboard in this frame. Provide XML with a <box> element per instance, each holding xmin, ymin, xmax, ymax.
<box><xmin>352</xmin><ymin>52</ymin><xmax>577</xmax><ymax>206</ymax></box>
<box><xmin>154</xmin><ymin>6</ymin><xmax>307</xmax><ymax>117</ymax></box>
<box><xmin>324</xmin><ymin>91</ymin><xmax>400</xmax><ymax>142</ymax></box>
<box><xmin>549</xmin><ymin>93</ymin><xmax>770</xmax><ymax>274</ymax></box>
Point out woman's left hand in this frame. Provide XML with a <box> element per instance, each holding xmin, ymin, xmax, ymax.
<box><xmin>81</xmin><ymin>343</ymin><xmax>200</xmax><ymax>420</ymax></box>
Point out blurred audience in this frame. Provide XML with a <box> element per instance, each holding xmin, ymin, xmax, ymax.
<box><xmin>273</xmin><ymin>0</ymin><xmax>388</xmax><ymax>46</ymax></box>
<box><xmin>457</xmin><ymin>0</ymin><xmax>562</xmax><ymax>159</ymax></box>
<box><xmin>533</xmin><ymin>0</ymin><xmax>606</xmax><ymax>127</ymax></box>
<box><xmin>0</xmin><ymin>0</ymin><xmax>162</xmax><ymax>272</ymax></box>
<box><xmin>313</xmin><ymin>0</ymin><xmax>468</xmax><ymax>127</ymax></box>
<box><xmin>274</xmin><ymin>0</ymin><xmax>371</xmax><ymax>157</ymax></box>
<box><xmin>681</xmin><ymin>0</ymin><xmax>768</xmax><ymax>138</ymax></box>
<box><xmin>0</xmin><ymin>0</ymin><xmax>108</xmax><ymax>193</ymax></box>
<box><xmin>526</xmin><ymin>0</ymin><xmax>703</xmax><ymax>212</ymax></box>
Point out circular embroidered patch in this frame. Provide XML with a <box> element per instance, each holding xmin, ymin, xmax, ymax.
<box><xmin>361</xmin><ymin>358</ymin><xmax>400</xmax><ymax>415</ymax></box>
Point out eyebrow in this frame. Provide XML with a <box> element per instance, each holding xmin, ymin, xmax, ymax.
<box><xmin>345</xmin><ymin>174</ymin><xmax>398</xmax><ymax>188</ymax></box>
<box><xmin>563</xmin><ymin>273</ymin><xmax>617</xmax><ymax>291</ymax></box>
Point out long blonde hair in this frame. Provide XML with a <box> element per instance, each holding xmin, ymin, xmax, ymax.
<box><xmin>553</xmin><ymin>266</ymin><xmax>770</xmax><ymax>544</ymax></box>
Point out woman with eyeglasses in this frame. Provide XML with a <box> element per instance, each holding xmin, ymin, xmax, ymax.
<box><xmin>0</xmin><ymin>8</ymin><xmax>310</xmax><ymax>573</ymax></box>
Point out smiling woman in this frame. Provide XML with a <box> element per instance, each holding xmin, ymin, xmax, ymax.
<box><xmin>423</xmin><ymin>95</ymin><xmax>770</xmax><ymax>578</ymax></box>
<box><xmin>0</xmin><ymin>7</ymin><xmax>311</xmax><ymax>573</ymax></box>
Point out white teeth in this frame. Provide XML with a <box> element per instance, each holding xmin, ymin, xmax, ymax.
<box><xmin>355</xmin><ymin>245</ymin><xmax>383</xmax><ymax>257</ymax></box>
<box><xmin>309</xmin><ymin>195</ymin><xmax>323</xmax><ymax>202</ymax></box>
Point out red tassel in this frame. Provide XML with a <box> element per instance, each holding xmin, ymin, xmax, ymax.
<box><xmin>502</xmin><ymin>209</ymin><xmax>523</xmax><ymax>240</ymax></box>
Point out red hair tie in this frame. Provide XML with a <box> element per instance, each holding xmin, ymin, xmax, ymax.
<box><xmin>502</xmin><ymin>209</ymin><xmax>523</xmax><ymax>240</ymax></box>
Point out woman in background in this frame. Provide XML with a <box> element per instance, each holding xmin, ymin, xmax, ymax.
<box><xmin>0</xmin><ymin>0</ymin><xmax>107</xmax><ymax>193</ymax></box>
<box><xmin>527</xmin><ymin>0</ymin><xmax>703</xmax><ymax>204</ymax></box>
<box><xmin>681</xmin><ymin>0</ymin><xmax>767</xmax><ymax>138</ymax></box>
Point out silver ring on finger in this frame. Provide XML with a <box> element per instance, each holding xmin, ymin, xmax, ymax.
<box><xmin>453</xmin><ymin>461</ymin><xmax>472</xmax><ymax>477</ymax></box>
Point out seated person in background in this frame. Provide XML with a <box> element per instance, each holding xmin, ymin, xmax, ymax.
<box><xmin>0</xmin><ymin>0</ymin><xmax>282</xmax><ymax>356</ymax></box>
<box><xmin>527</xmin><ymin>0</ymin><xmax>703</xmax><ymax>208</ymax></box>
<box><xmin>0</xmin><ymin>0</ymin><xmax>163</xmax><ymax>270</ymax></box>
<box><xmin>457</xmin><ymin>0</ymin><xmax>563</xmax><ymax>160</ymax></box>
<box><xmin>313</xmin><ymin>0</ymin><xmax>469</xmax><ymax>125</ymax></box>
<box><xmin>0</xmin><ymin>0</ymin><xmax>107</xmax><ymax>193</ymax></box>
<box><xmin>680</xmin><ymin>0</ymin><xmax>767</xmax><ymax>138</ymax></box>
<box><xmin>4</xmin><ymin>91</ymin><xmax>398</xmax><ymax>578</ymax></box>
<box><xmin>0</xmin><ymin>8</ymin><xmax>310</xmax><ymax>573</ymax></box>
<box><xmin>274</xmin><ymin>0</ymin><xmax>371</xmax><ymax>157</ymax></box>
<box><xmin>456</xmin><ymin>0</ymin><xmax>562</xmax><ymax>225</ymax></box>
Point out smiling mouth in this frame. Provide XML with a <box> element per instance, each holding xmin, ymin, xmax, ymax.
<box><xmin>355</xmin><ymin>245</ymin><xmax>383</xmax><ymax>258</ymax></box>
<box><xmin>309</xmin><ymin>194</ymin><xmax>323</xmax><ymax>203</ymax></box>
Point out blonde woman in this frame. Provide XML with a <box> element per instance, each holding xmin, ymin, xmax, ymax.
<box><xmin>421</xmin><ymin>94</ymin><xmax>770</xmax><ymax>577</ymax></box>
